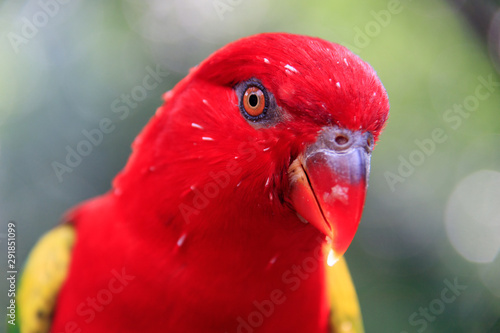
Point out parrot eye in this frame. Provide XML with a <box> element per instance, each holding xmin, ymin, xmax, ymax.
<box><xmin>236</xmin><ymin>80</ymin><xmax>272</xmax><ymax>123</ymax></box>
<box><xmin>235</xmin><ymin>79</ymin><xmax>279</xmax><ymax>127</ymax></box>
<box><xmin>243</xmin><ymin>87</ymin><xmax>266</xmax><ymax>117</ymax></box>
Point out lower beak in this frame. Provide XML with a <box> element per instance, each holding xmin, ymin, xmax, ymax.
<box><xmin>289</xmin><ymin>127</ymin><xmax>372</xmax><ymax>264</ymax></box>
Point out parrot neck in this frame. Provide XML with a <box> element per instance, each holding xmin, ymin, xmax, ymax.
<box><xmin>120</xmin><ymin>189</ymin><xmax>331</xmax><ymax>332</ymax></box>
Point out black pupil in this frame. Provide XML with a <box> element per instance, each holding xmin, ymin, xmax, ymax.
<box><xmin>248</xmin><ymin>94</ymin><xmax>259</xmax><ymax>107</ymax></box>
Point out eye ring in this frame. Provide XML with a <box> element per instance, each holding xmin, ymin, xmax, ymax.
<box><xmin>239</xmin><ymin>83</ymin><xmax>269</xmax><ymax>121</ymax></box>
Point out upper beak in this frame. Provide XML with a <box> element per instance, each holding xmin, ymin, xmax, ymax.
<box><xmin>288</xmin><ymin>126</ymin><xmax>373</xmax><ymax>264</ymax></box>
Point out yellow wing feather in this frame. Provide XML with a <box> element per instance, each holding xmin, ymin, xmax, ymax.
<box><xmin>17</xmin><ymin>224</ymin><xmax>75</xmax><ymax>333</ymax></box>
<box><xmin>327</xmin><ymin>257</ymin><xmax>364</xmax><ymax>333</ymax></box>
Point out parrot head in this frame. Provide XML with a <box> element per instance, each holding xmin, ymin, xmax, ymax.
<box><xmin>115</xmin><ymin>33</ymin><xmax>389</xmax><ymax>263</ymax></box>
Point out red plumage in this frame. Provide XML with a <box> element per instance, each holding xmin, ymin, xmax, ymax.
<box><xmin>51</xmin><ymin>33</ymin><xmax>389</xmax><ymax>332</ymax></box>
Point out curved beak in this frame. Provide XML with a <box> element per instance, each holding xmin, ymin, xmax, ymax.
<box><xmin>289</xmin><ymin>127</ymin><xmax>373</xmax><ymax>264</ymax></box>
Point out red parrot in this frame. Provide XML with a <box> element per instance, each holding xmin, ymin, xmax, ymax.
<box><xmin>15</xmin><ymin>33</ymin><xmax>389</xmax><ymax>333</ymax></box>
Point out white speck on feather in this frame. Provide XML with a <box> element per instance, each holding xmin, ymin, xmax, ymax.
<box><xmin>263</xmin><ymin>58</ymin><xmax>270</xmax><ymax>64</ymax></box>
<box><xmin>263</xmin><ymin>147</ymin><xmax>270</xmax><ymax>152</ymax></box>
<box><xmin>329</xmin><ymin>78</ymin><xmax>332</xmax><ymax>83</ymax></box>
<box><xmin>373</xmin><ymin>92</ymin><xmax>377</xmax><ymax>96</ymax></box>
<box><xmin>202</xmin><ymin>137</ymin><xmax>214</xmax><ymax>141</ymax></box>
<box><xmin>177</xmin><ymin>233</ymin><xmax>187</xmax><ymax>247</ymax></box>
<box><xmin>191</xmin><ymin>122</ymin><xmax>204</xmax><ymax>130</ymax></box>
<box><xmin>190</xmin><ymin>185</ymin><xmax>196</xmax><ymax>191</ymax></box>
<box><xmin>236</xmin><ymin>181</ymin><xmax>242</xmax><ymax>187</ymax></box>
<box><xmin>269</xmin><ymin>192</ymin><xmax>273</xmax><ymax>201</ymax></box>
<box><xmin>284</xmin><ymin>64</ymin><xmax>298</xmax><ymax>73</ymax></box>
<box><xmin>265</xmin><ymin>177</ymin><xmax>270</xmax><ymax>187</ymax></box>
<box><xmin>202</xmin><ymin>99</ymin><xmax>209</xmax><ymax>105</ymax></box>
<box><xmin>336</xmin><ymin>82</ymin><xmax>341</xmax><ymax>88</ymax></box>
<box><xmin>343</xmin><ymin>58</ymin><xmax>349</xmax><ymax>66</ymax></box>
<box><xmin>266</xmin><ymin>254</ymin><xmax>279</xmax><ymax>270</ymax></box>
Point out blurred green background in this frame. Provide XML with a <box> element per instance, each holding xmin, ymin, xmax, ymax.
<box><xmin>1</xmin><ymin>0</ymin><xmax>499</xmax><ymax>332</ymax></box>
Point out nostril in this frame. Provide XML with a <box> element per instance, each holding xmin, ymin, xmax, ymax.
<box><xmin>335</xmin><ymin>134</ymin><xmax>349</xmax><ymax>146</ymax></box>
<box><xmin>312</xmin><ymin>127</ymin><xmax>357</xmax><ymax>154</ymax></box>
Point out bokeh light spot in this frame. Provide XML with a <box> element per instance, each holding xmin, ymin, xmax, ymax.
<box><xmin>445</xmin><ymin>170</ymin><xmax>500</xmax><ymax>263</ymax></box>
